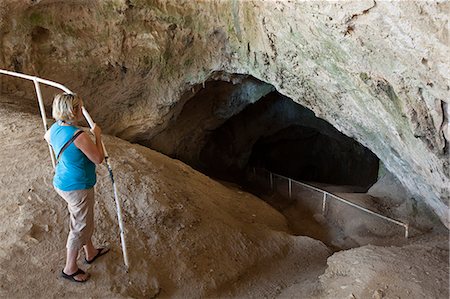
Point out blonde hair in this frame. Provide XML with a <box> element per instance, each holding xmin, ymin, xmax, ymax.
<box><xmin>52</xmin><ymin>93</ymin><xmax>82</xmax><ymax>122</ymax></box>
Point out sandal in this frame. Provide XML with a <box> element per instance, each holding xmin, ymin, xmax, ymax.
<box><xmin>85</xmin><ymin>247</ymin><xmax>110</xmax><ymax>264</ymax></box>
<box><xmin>61</xmin><ymin>268</ymin><xmax>89</xmax><ymax>283</ymax></box>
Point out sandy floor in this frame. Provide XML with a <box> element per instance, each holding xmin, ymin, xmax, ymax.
<box><xmin>0</xmin><ymin>94</ymin><xmax>448</xmax><ymax>298</ymax></box>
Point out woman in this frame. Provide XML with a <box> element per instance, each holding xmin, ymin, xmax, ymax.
<box><xmin>46</xmin><ymin>93</ymin><xmax>109</xmax><ymax>283</ymax></box>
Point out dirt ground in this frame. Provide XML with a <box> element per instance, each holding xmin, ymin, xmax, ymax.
<box><xmin>0</xmin><ymin>94</ymin><xmax>448</xmax><ymax>298</ymax></box>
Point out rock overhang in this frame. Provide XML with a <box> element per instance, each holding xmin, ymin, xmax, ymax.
<box><xmin>0</xmin><ymin>0</ymin><xmax>448</xmax><ymax>227</ymax></box>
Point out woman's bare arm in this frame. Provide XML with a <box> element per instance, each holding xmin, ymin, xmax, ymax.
<box><xmin>74</xmin><ymin>125</ymin><xmax>105</xmax><ymax>164</ymax></box>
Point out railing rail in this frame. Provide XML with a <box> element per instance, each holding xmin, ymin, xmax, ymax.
<box><xmin>0</xmin><ymin>69</ymin><xmax>73</xmax><ymax>167</ymax></box>
<box><xmin>251</xmin><ymin>167</ymin><xmax>409</xmax><ymax>238</ymax></box>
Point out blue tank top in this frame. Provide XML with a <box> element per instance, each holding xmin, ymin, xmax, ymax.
<box><xmin>49</xmin><ymin>122</ymin><xmax>96</xmax><ymax>191</ymax></box>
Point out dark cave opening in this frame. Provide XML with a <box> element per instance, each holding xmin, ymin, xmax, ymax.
<box><xmin>143</xmin><ymin>74</ymin><xmax>380</xmax><ymax>192</ymax></box>
<box><xmin>197</xmin><ymin>89</ymin><xmax>379</xmax><ymax>191</ymax></box>
<box><xmin>248</xmin><ymin>125</ymin><xmax>379</xmax><ymax>189</ymax></box>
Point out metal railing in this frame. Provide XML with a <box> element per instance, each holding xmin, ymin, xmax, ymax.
<box><xmin>250</xmin><ymin>167</ymin><xmax>409</xmax><ymax>238</ymax></box>
<box><xmin>0</xmin><ymin>69</ymin><xmax>72</xmax><ymax>167</ymax></box>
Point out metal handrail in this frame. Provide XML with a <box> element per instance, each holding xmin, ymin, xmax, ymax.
<box><xmin>0</xmin><ymin>69</ymin><xmax>72</xmax><ymax>92</ymax></box>
<box><xmin>252</xmin><ymin>167</ymin><xmax>409</xmax><ymax>238</ymax></box>
<box><xmin>0</xmin><ymin>69</ymin><xmax>73</xmax><ymax>167</ymax></box>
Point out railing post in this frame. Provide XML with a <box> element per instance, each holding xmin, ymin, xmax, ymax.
<box><xmin>322</xmin><ymin>193</ymin><xmax>327</xmax><ymax>215</ymax></box>
<box><xmin>33</xmin><ymin>79</ymin><xmax>56</xmax><ymax>168</ymax></box>
<box><xmin>288</xmin><ymin>178</ymin><xmax>292</xmax><ymax>199</ymax></box>
<box><xmin>405</xmin><ymin>224</ymin><xmax>409</xmax><ymax>239</ymax></box>
<box><xmin>269</xmin><ymin>172</ymin><xmax>273</xmax><ymax>191</ymax></box>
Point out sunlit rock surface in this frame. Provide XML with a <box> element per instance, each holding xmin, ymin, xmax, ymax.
<box><xmin>0</xmin><ymin>0</ymin><xmax>448</xmax><ymax>226</ymax></box>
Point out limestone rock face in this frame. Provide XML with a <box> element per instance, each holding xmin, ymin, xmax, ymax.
<box><xmin>316</xmin><ymin>237</ymin><xmax>449</xmax><ymax>299</ymax></box>
<box><xmin>0</xmin><ymin>1</ymin><xmax>448</xmax><ymax>226</ymax></box>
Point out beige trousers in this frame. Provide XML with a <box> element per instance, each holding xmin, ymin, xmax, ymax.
<box><xmin>55</xmin><ymin>187</ymin><xmax>95</xmax><ymax>250</ymax></box>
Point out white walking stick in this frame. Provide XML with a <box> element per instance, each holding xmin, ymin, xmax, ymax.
<box><xmin>0</xmin><ymin>69</ymin><xmax>130</xmax><ymax>270</ymax></box>
<box><xmin>81</xmin><ymin>107</ymin><xmax>129</xmax><ymax>270</ymax></box>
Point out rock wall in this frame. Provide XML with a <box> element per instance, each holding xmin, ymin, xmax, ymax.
<box><xmin>0</xmin><ymin>0</ymin><xmax>448</xmax><ymax>226</ymax></box>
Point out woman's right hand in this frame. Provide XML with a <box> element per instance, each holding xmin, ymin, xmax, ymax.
<box><xmin>90</xmin><ymin>124</ymin><xmax>102</xmax><ymax>137</ymax></box>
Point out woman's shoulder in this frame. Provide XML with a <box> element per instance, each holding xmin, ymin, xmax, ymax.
<box><xmin>48</xmin><ymin>122</ymin><xmax>58</xmax><ymax>136</ymax></box>
<box><xmin>50</xmin><ymin>122</ymin><xmax>79</xmax><ymax>138</ymax></box>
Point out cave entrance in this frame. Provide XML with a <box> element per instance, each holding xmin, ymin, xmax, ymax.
<box><xmin>198</xmin><ymin>89</ymin><xmax>379</xmax><ymax>192</ymax></box>
<box><xmin>144</xmin><ymin>74</ymin><xmax>388</xmax><ymax>249</ymax></box>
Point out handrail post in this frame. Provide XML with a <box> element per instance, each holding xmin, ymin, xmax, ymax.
<box><xmin>405</xmin><ymin>224</ymin><xmax>409</xmax><ymax>238</ymax></box>
<box><xmin>33</xmin><ymin>79</ymin><xmax>56</xmax><ymax>168</ymax></box>
<box><xmin>322</xmin><ymin>193</ymin><xmax>327</xmax><ymax>215</ymax></box>
<box><xmin>269</xmin><ymin>172</ymin><xmax>273</xmax><ymax>191</ymax></box>
<box><xmin>288</xmin><ymin>178</ymin><xmax>292</xmax><ymax>199</ymax></box>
